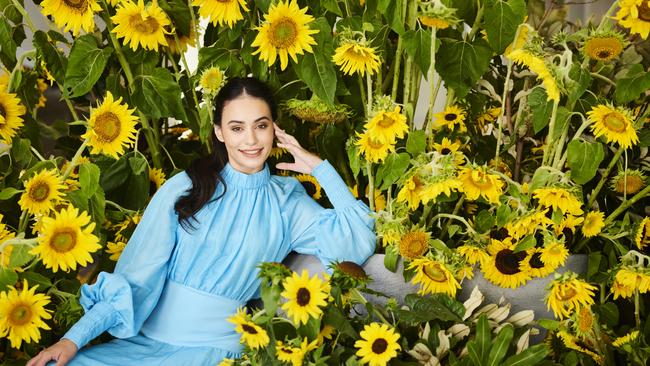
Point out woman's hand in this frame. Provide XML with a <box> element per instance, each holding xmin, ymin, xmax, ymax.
<box><xmin>274</xmin><ymin>123</ymin><xmax>323</xmax><ymax>174</ymax></box>
<box><xmin>27</xmin><ymin>339</ymin><xmax>78</xmax><ymax>366</ymax></box>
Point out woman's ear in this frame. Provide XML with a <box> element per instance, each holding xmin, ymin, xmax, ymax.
<box><xmin>214</xmin><ymin>125</ymin><xmax>224</xmax><ymax>142</ymax></box>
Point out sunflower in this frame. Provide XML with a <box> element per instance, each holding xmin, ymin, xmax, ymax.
<box><xmin>199</xmin><ymin>66</ymin><xmax>227</xmax><ymax>96</ymax></box>
<box><xmin>284</xmin><ymin>98</ymin><xmax>351</xmax><ymax>124</ymax></box>
<box><xmin>398</xmin><ymin>228</ymin><xmax>430</xmax><ymax>260</ymax></box>
<box><xmin>111</xmin><ymin>0</ymin><xmax>170</xmax><ymax>51</ymax></box>
<box><xmin>217</xmin><ymin>359</ymin><xmax>234</xmax><ymax>366</ymax></box>
<box><xmin>105</xmin><ymin>241</ymin><xmax>126</xmax><ymax>261</ymax></box>
<box><xmin>164</xmin><ymin>26</ymin><xmax>196</xmax><ymax>55</ymax></box>
<box><xmin>457</xmin><ymin>245</ymin><xmax>489</xmax><ymax>265</ymax></box>
<box><xmin>520</xmin><ymin>248</ymin><xmax>556</xmax><ymax>278</ymax></box>
<box><xmin>356</xmin><ymin>131</ymin><xmax>395</xmax><ymax>163</ymax></box>
<box><xmin>192</xmin><ymin>0</ymin><xmax>248</xmax><ymax>28</ymax></box>
<box><xmin>0</xmin><ymin>90</ymin><xmax>26</xmax><ymax>143</ymax></box>
<box><xmin>614</xmin><ymin>267</ymin><xmax>650</xmax><ymax>295</ymax></box>
<box><xmin>546</xmin><ymin>275</ymin><xmax>596</xmax><ymax>319</ymax></box>
<box><xmin>148</xmin><ymin>167</ymin><xmax>166</xmax><ymax>191</ymax></box>
<box><xmin>615</xmin><ymin>0</ymin><xmax>650</xmax><ymax>39</ymax></box>
<box><xmin>0</xmin><ymin>214</ymin><xmax>15</xmax><ymax>268</ymax></box>
<box><xmin>31</xmin><ymin>206</ymin><xmax>101</xmax><ymax>272</ymax></box>
<box><xmin>635</xmin><ymin>217</ymin><xmax>650</xmax><ymax>250</ymax></box>
<box><xmin>610</xmin><ymin>170</ymin><xmax>646</xmax><ymax>194</ymax></box>
<box><xmin>396</xmin><ymin>175</ymin><xmax>424</xmax><ymax>209</ymax></box>
<box><xmin>276</xmin><ymin>340</ymin><xmax>304</xmax><ymax>366</ymax></box>
<box><xmin>433</xmin><ymin>105</ymin><xmax>467</xmax><ymax>132</ymax></box>
<box><xmin>419</xmin><ymin>16</ymin><xmax>450</xmax><ymax>28</ymax></box>
<box><xmin>475</xmin><ymin>106</ymin><xmax>501</xmax><ymax>132</ymax></box>
<box><xmin>553</xmin><ymin>215</ymin><xmax>584</xmax><ymax>236</ymax></box>
<box><xmin>251</xmin><ymin>0</ymin><xmax>318</xmax><ymax>70</ymax></box>
<box><xmin>227</xmin><ymin>308</ymin><xmax>270</xmax><ymax>349</ymax></box>
<box><xmin>316</xmin><ymin>324</ymin><xmax>335</xmax><ymax>345</ymax></box>
<box><xmin>581</xmin><ymin>211</ymin><xmax>605</xmax><ymax>238</ymax></box>
<box><xmin>540</xmin><ymin>240</ymin><xmax>569</xmax><ymax>268</ymax></box>
<box><xmin>408</xmin><ymin>257</ymin><xmax>460</xmax><ymax>296</ymax></box>
<box><xmin>612</xmin><ymin>330</ymin><xmax>640</xmax><ymax>348</ymax></box>
<box><xmin>573</xmin><ymin>306</ymin><xmax>594</xmax><ymax>336</ymax></box>
<box><xmin>0</xmin><ymin>280</ymin><xmax>52</xmax><ymax>349</ymax></box>
<box><xmin>40</xmin><ymin>0</ymin><xmax>101</xmax><ymax>36</ymax></box>
<box><xmin>296</xmin><ymin>174</ymin><xmax>322</xmax><ymax>200</ymax></box>
<box><xmin>354</xmin><ymin>322</ymin><xmax>401</xmax><ymax>366</ymax></box>
<box><xmin>270</xmin><ymin>146</ymin><xmax>287</xmax><ymax>159</ymax></box>
<box><xmin>583</xmin><ymin>35</ymin><xmax>625</xmax><ymax>61</ymax></box>
<box><xmin>482</xmin><ymin>238</ymin><xmax>531</xmax><ymax>288</ymax></box>
<box><xmin>18</xmin><ymin>169</ymin><xmax>65</xmax><ymax>214</ymax></box>
<box><xmin>432</xmin><ymin>137</ymin><xmax>461</xmax><ymax>156</ymax></box>
<box><xmin>349</xmin><ymin>184</ymin><xmax>386</xmax><ymax>212</ymax></box>
<box><xmin>611</xmin><ymin>270</ymin><xmax>636</xmax><ymax>300</ymax></box>
<box><xmin>82</xmin><ymin>91</ymin><xmax>138</xmax><ymax>158</ymax></box>
<box><xmin>507</xmin><ymin>49</ymin><xmax>560</xmax><ymax>102</ymax></box>
<box><xmin>557</xmin><ymin>331</ymin><xmax>604</xmax><ymax>365</ymax></box>
<box><xmin>458</xmin><ymin>166</ymin><xmax>504</xmax><ymax>204</ymax></box>
<box><xmin>533</xmin><ymin>187</ymin><xmax>583</xmax><ymax>216</ymax></box>
<box><xmin>332</xmin><ymin>41</ymin><xmax>381</xmax><ymax>77</ymax></box>
<box><xmin>421</xmin><ymin>178</ymin><xmax>462</xmax><ymax>204</ymax></box>
<box><xmin>505</xmin><ymin>210</ymin><xmax>553</xmax><ymax>239</ymax></box>
<box><xmin>281</xmin><ymin>270</ymin><xmax>329</xmax><ymax>325</ymax></box>
<box><xmin>364</xmin><ymin>106</ymin><xmax>408</xmax><ymax>144</ymax></box>
<box><xmin>587</xmin><ymin>104</ymin><xmax>639</xmax><ymax>149</ymax></box>
<box><xmin>114</xmin><ymin>213</ymin><xmax>142</xmax><ymax>242</ymax></box>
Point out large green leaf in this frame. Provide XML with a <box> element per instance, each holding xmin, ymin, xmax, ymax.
<box><xmin>294</xmin><ymin>18</ymin><xmax>337</xmax><ymax>105</ymax></box>
<box><xmin>484</xmin><ymin>0</ymin><xmax>526</xmax><ymax>54</ymax></box>
<box><xmin>33</xmin><ymin>31</ymin><xmax>68</xmax><ymax>84</ymax></box>
<box><xmin>0</xmin><ymin>268</ymin><xmax>18</xmax><ymax>291</ymax></box>
<box><xmin>566</xmin><ymin>64</ymin><xmax>592</xmax><ymax>107</ymax></box>
<box><xmin>377</xmin><ymin>0</ymin><xmax>405</xmax><ymax>35</ymax></box>
<box><xmin>158</xmin><ymin>0</ymin><xmax>192</xmax><ymax>36</ymax></box>
<box><xmin>406</xmin><ymin>130</ymin><xmax>426</xmax><ymax>155</ymax></box>
<box><xmin>468</xmin><ymin>315</ymin><xmax>491</xmax><ymax>366</ymax></box>
<box><xmin>566</xmin><ymin>140</ymin><xmax>605</xmax><ymax>184</ymax></box>
<box><xmin>63</xmin><ymin>35</ymin><xmax>113</xmax><ymax>98</ymax></box>
<box><xmin>79</xmin><ymin>162</ymin><xmax>101</xmax><ymax>199</ymax></box>
<box><xmin>132</xmin><ymin>67</ymin><xmax>188</xmax><ymax>120</ymax></box>
<box><xmin>375</xmin><ymin>152</ymin><xmax>410</xmax><ymax>190</ymax></box>
<box><xmin>198</xmin><ymin>46</ymin><xmax>245</xmax><ymax>76</ymax></box>
<box><xmin>488</xmin><ymin>325</ymin><xmax>514</xmax><ymax>366</ymax></box>
<box><xmin>397</xmin><ymin>294</ymin><xmax>465</xmax><ymax>324</ymax></box>
<box><xmin>615</xmin><ymin>64</ymin><xmax>650</xmax><ymax>104</ymax></box>
<box><xmin>0</xmin><ymin>20</ymin><xmax>17</xmax><ymax>68</ymax></box>
<box><xmin>321</xmin><ymin>0</ymin><xmax>343</xmax><ymax>16</ymax></box>
<box><xmin>402</xmin><ymin>29</ymin><xmax>432</xmax><ymax>77</ymax></box>
<box><xmin>436</xmin><ymin>38</ymin><xmax>493</xmax><ymax>98</ymax></box>
<box><xmin>502</xmin><ymin>344</ymin><xmax>548</xmax><ymax>366</ymax></box>
<box><xmin>529</xmin><ymin>87</ymin><xmax>553</xmax><ymax>134</ymax></box>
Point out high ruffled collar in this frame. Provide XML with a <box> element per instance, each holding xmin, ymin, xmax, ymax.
<box><xmin>221</xmin><ymin>163</ymin><xmax>270</xmax><ymax>189</ymax></box>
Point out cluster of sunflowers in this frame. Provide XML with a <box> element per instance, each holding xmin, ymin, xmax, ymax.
<box><xmin>0</xmin><ymin>0</ymin><xmax>650</xmax><ymax>364</ymax></box>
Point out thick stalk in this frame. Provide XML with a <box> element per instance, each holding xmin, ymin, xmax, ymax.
<box><xmin>366</xmin><ymin>162</ymin><xmax>374</xmax><ymax>212</ymax></box>
<box><xmin>366</xmin><ymin>71</ymin><xmax>373</xmax><ymax>115</ymax></box>
<box><xmin>10</xmin><ymin>0</ymin><xmax>36</xmax><ymax>32</ymax></box>
<box><xmin>426</xmin><ymin>27</ymin><xmax>438</xmax><ymax>134</ymax></box>
<box><xmin>8</xmin><ymin>50</ymin><xmax>36</xmax><ymax>93</ymax></box>
<box><xmin>587</xmin><ymin>147</ymin><xmax>624</xmax><ymax>208</ymax></box>
<box><xmin>494</xmin><ymin>59</ymin><xmax>514</xmax><ymax>166</ymax></box>
<box><xmin>187</xmin><ymin>0</ymin><xmax>202</xmax><ymax>53</ymax></box>
<box><xmin>466</xmin><ymin>1</ymin><xmax>485</xmax><ymax>41</ymax></box>
<box><xmin>62</xmin><ymin>140</ymin><xmax>89</xmax><ymax>181</ymax></box>
<box><xmin>604</xmin><ymin>184</ymin><xmax>650</xmax><ymax>226</ymax></box>
<box><xmin>402</xmin><ymin>0</ymin><xmax>418</xmax><ymax>121</ymax></box>
<box><xmin>390</xmin><ymin>0</ymin><xmax>408</xmax><ymax>100</ymax></box>
<box><xmin>634</xmin><ymin>289</ymin><xmax>641</xmax><ymax>328</ymax></box>
<box><xmin>542</xmin><ymin>101</ymin><xmax>560</xmax><ymax>166</ymax></box>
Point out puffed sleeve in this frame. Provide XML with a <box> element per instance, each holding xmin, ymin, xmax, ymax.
<box><xmin>287</xmin><ymin>160</ymin><xmax>376</xmax><ymax>266</ymax></box>
<box><xmin>62</xmin><ymin>173</ymin><xmax>189</xmax><ymax>349</ymax></box>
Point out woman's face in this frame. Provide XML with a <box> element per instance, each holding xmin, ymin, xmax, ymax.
<box><xmin>214</xmin><ymin>94</ymin><xmax>275</xmax><ymax>174</ymax></box>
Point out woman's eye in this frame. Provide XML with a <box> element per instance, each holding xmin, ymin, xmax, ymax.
<box><xmin>258</xmin><ymin>123</ymin><xmax>268</xmax><ymax>129</ymax></box>
<box><xmin>231</xmin><ymin>127</ymin><xmax>242</xmax><ymax>132</ymax></box>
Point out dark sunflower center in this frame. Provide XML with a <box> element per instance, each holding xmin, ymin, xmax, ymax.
<box><xmin>423</xmin><ymin>263</ymin><xmax>448</xmax><ymax>282</ymax></box>
<box><xmin>444</xmin><ymin>113</ymin><xmax>457</xmax><ymax>121</ymax></box>
<box><xmin>495</xmin><ymin>249</ymin><xmax>526</xmax><ymax>275</ymax></box>
<box><xmin>0</xmin><ymin>102</ymin><xmax>6</xmax><ymax>120</ymax></box>
<box><xmin>638</xmin><ymin>2</ymin><xmax>650</xmax><ymax>21</ymax></box>
<box><xmin>556</xmin><ymin>287</ymin><xmax>577</xmax><ymax>301</ymax></box>
<box><xmin>10</xmin><ymin>304</ymin><xmax>32</xmax><ymax>326</ymax></box>
<box><xmin>596</xmin><ymin>49</ymin><xmax>613</xmax><ymax>60</ymax></box>
<box><xmin>336</xmin><ymin>261</ymin><xmax>367</xmax><ymax>279</ymax></box>
<box><xmin>562</xmin><ymin>228</ymin><xmax>574</xmax><ymax>244</ymax></box>
<box><xmin>440</xmin><ymin>148</ymin><xmax>451</xmax><ymax>155</ymax></box>
<box><xmin>63</xmin><ymin>0</ymin><xmax>88</xmax><ymax>11</ymax></box>
<box><xmin>490</xmin><ymin>228</ymin><xmax>509</xmax><ymax>241</ymax></box>
<box><xmin>377</xmin><ymin>115</ymin><xmax>396</xmax><ymax>128</ymax></box>
<box><xmin>29</xmin><ymin>181</ymin><xmax>51</xmax><ymax>202</ymax></box>
<box><xmin>399</xmin><ymin>232</ymin><xmax>427</xmax><ymax>259</ymax></box>
<box><xmin>296</xmin><ymin>287</ymin><xmax>311</xmax><ymax>306</ymax></box>
<box><xmin>242</xmin><ymin>323</ymin><xmax>258</xmax><ymax>334</ymax></box>
<box><xmin>130</xmin><ymin>15</ymin><xmax>161</xmax><ymax>35</ymax></box>
<box><xmin>300</xmin><ymin>181</ymin><xmax>317</xmax><ymax>198</ymax></box>
<box><xmin>270</xmin><ymin>18</ymin><xmax>298</xmax><ymax>49</ymax></box>
<box><xmin>371</xmin><ymin>338</ymin><xmax>388</xmax><ymax>354</ymax></box>
<box><xmin>94</xmin><ymin>112</ymin><xmax>122</xmax><ymax>142</ymax></box>
<box><xmin>49</xmin><ymin>228</ymin><xmax>77</xmax><ymax>253</ymax></box>
<box><xmin>281</xmin><ymin>346</ymin><xmax>294</xmax><ymax>354</ymax></box>
<box><xmin>603</xmin><ymin>112</ymin><xmax>627</xmax><ymax>133</ymax></box>
<box><xmin>529</xmin><ymin>252</ymin><xmax>544</xmax><ymax>269</ymax></box>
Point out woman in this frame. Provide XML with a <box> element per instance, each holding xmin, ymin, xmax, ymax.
<box><xmin>28</xmin><ymin>77</ymin><xmax>376</xmax><ymax>366</ymax></box>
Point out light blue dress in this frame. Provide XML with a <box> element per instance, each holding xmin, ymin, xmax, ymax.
<box><xmin>55</xmin><ymin>160</ymin><xmax>376</xmax><ymax>365</ymax></box>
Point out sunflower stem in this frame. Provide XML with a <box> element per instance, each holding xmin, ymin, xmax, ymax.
<box><xmin>366</xmin><ymin>162</ymin><xmax>375</xmax><ymax>212</ymax></box>
<box><xmin>366</xmin><ymin>72</ymin><xmax>373</xmax><ymax>116</ymax></box>
<box><xmin>441</xmin><ymin>196</ymin><xmax>465</xmax><ymax>237</ymax></box>
<box><xmin>60</xmin><ymin>92</ymin><xmax>80</xmax><ymax>122</ymax></box>
<box><xmin>30</xmin><ymin>146</ymin><xmax>47</xmax><ymax>162</ymax></box>
<box><xmin>105</xmin><ymin>200</ymin><xmax>135</xmax><ymax>214</ymax></box>
<box><xmin>466</xmin><ymin>1</ymin><xmax>484</xmax><ymax>41</ymax></box>
<box><xmin>429</xmin><ymin>213</ymin><xmax>476</xmax><ymax>235</ymax></box>
<box><xmin>596</xmin><ymin>1</ymin><xmax>619</xmax><ymax>31</ymax></box>
<box><xmin>402</xmin><ymin>0</ymin><xmax>418</xmax><ymax>122</ymax></box>
<box><xmin>587</xmin><ymin>147</ymin><xmax>625</xmax><ymax>208</ymax></box>
<box><xmin>174</xmin><ymin>32</ymin><xmax>202</xmax><ymax>114</ymax></box>
<box><xmin>603</xmin><ymin>184</ymin><xmax>650</xmax><ymax>226</ymax></box>
<box><xmin>100</xmin><ymin>1</ymin><xmax>162</xmax><ymax>168</ymax></box>
<box><xmin>542</xmin><ymin>100</ymin><xmax>560</xmax><ymax>166</ymax></box>
<box><xmin>9</xmin><ymin>0</ymin><xmax>36</xmax><ymax>33</ymax></box>
<box><xmin>390</xmin><ymin>0</ymin><xmax>408</xmax><ymax>101</ymax></box>
<box><xmin>634</xmin><ymin>288</ymin><xmax>641</xmax><ymax>328</ymax></box>
<box><xmin>7</xmin><ymin>50</ymin><xmax>36</xmax><ymax>93</ymax></box>
<box><xmin>358</xmin><ymin>75</ymin><xmax>367</xmax><ymax>118</ymax></box>
<box><xmin>590</xmin><ymin>72</ymin><xmax>616</xmax><ymax>86</ymax></box>
<box><xmin>494</xmin><ymin>57</ymin><xmax>514</xmax><ymax>167</ymax></box>
<box><xmin>187</xmin><ymin>0</ymin><xmax>202</xmax><ymax>55</ymax></box>
<box><xmin>0</xmin><ymin>237</ymin><xmax>37</xmax><ymax>253</ymax></box>
<box><xmin>17</xmin><ymin>210</ymin><xmax>29</xmax><ymax>234</ymax></box>
<box><xmin>61</xmin><ymin>139</ymin><xmax>89</xmax><ymax>181</ymax></box>
<box><xmin>426</xmin><ymin>27</ymin><xmax>437</xmax><ymax>135</ymax></box>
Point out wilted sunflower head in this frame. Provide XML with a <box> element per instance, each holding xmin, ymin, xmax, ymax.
<box><xmin>610</xmin><ymin>169</ymin><xmax>646</xmax><ymax>195</ymax></box>
<box><xmin>284</xmin><ymin>97</ymin><xmax>351</xmax><ymax>124</ymax></box>
<box><xmin>417</xmin><ymin>0</ymin><xmax>460</xmax><ymax>29</ymax></box>
<box><xmin>257</xmin><ymin>261</ymin><xmax>292</xmax><ymax>286</ymax></box>
<box><xmin>330</xmin><ymin>261</ymin><xmax>370</xmax><ymax>290</ymax></box>
<box><xmin>398</xmin><ymin>227</ymin><xmax>431</xmax><ymax>260</ymax></box>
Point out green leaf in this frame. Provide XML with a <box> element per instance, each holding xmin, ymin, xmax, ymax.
<box><xmin>475</xmin><ymin>210</ymin><xmax>495</xmax><ymax>233</ymax></box>
<box><xmin>514</xmin><ymin>235</ymin><xmax>537</xmax><ymax>253</ymax></box>
<box><xmin>158</xmin><ymin>0</ymin><xmax>193</xmax><ymax>36</ymax></box>
<box><xmin>0</xmin><ymin>20</ymin><xmax>17</xmax><ymax>68</ymax></box>
<box><xmin>0</xmin><ymin>268</ymin><xmax>18</xmax><ymax>291</ymax></box>
<box><xmin>468</xmin><ymin>315</ymin><xmax>491</xmax><ymax>366</ymax></box>
<box><xmin>197</xmin><ymin>46</ymin><xmax>245</xmax><ymax>76</ymax></box>
<box><xmin>566</xmin><ymin>140</ymin><xmax>604</xmax><ymax>184</ymax></box>
<box><xmin>615</xmin><ymin>64</ymin><xmax>650</xmax><ymax>104</ymax></box>
<box><xmin>132</xmin><ymin>67</ymin><xmax>188</xmax><ymax>120</ymax></box>
<box><xmin>496</xmin><ymin>204</ymin><xmax>512</xmax><ymax>227</ymax></box>
<box><xmin>398</xmin><ymin>294</ymin><xmax>465</xmax><ymax>324</ymax></box>
<box><xmin>321</xmin><ymin>0</ymin><xmax>343</xmax><ymax>16</ymax></box>
<box><xmin>384</xmin><ymin>247</ymin><xmax>398</xmax><ymax>272</ymax></box>
<box><xmin>375</xmin><ymin>152</ymin><xmax>410</xmax><ymax>190</ymax></box>
<box><xmin>586</xmin><ymin>252</ymin><xmax>602</xmax><ymax>280</ymax></box>
<box><xmin>488</xmin><ymin>324</ymin><xmax>514</xmax><ymax>366</ymax></box>
<box><xmin>90</xmin><ymin>189</ymin><xmax>106</xmax><ymax>229</ymax></box>
<box><xmin>63</xmin><ymin>35</ymin><xmax>113</xmax><ymax>98</ymax></box>
<box><xmin>537</xmin><ymin>318</ymin><xmax>560</xmax><ymax>331</ymax></box>
<box><xmin>99</xmin><ymin>155</ymin><xmax>130</xmax><ymax>192</ymax></box>
<box><xmin>129</xmin><ymin>156</ymin><xmax>148</xmax><ymax>176</ymax></box>
<box><xmin>436</xmin><ymin>38</ymin><xmax>493</xmax><ymax>98</ymax></box>
<box><xmin>260</xmin><ymin>281</ymin><xmax>281</xmax><ymax>318</ymax></box>
<box><xmin>595</xmin><ymin>302</ymin><xmax>619</xmax><ymax>327</ymax></box>
<box><xmin>0</xmin><ymin>187</ymin><xmax>21</xmax><ymax>200</ymax></box>
<box><xmin>294</xmin><ymin>18</ymin><xmax>337</xmax><ymax>105</ymax></box>
<box><xmin>529</xmin><ymin>87</ymin><xmax>553</xmax><ymax>134</ymax></box>
<box><xmin>33</xmin><ymin>31</ymin><xmax>67</xmax><ymax>84</ymax></box>
<box><xmin>529</xmin><ymin>168</ymin><xmax>551</xmax><ymax>191</ymax></box>
<box><xmin>8</xmin><ymin>245</ymin><xmax>32</xmax><ymax>268</ymax></box>
<box><xmin>406</xmin><ymin>131</ymin><xmax>426</xmax><ymax>156</ymax></box>
<box><xmin>484</xmin><ymin>0</ymin><xmax>526</xmax><ymax>54</ymax></box>
<box><xmin>346</xmin><ymin>140</ymin><xmax>362</xmax><ymax>177</ymax></box>
<box><xmin>502</xmin><ymin>344</ymin><xmax>549</xmax><ymax>366</ymax></box>
<box><xmin>566</xmin><ymin>64</ymin><xmax>592</xmax><ymax>106</ymax></box>
<box><xmin>79</xmin><ymin>163</ymin><xmax>101</xmax><ymax>199</ymax></box>
<box><xmin>11</xmin><ymin>137</ymin><xmax>31</xmax><ymax>164</ymax></box>
<box><xmin>20</xmin><ymin>272</ymin><xmax>53</xmax><ymax>291</ymax></box>
<box><xmin>402</xmin><ymin>29</ymin><xmax>432</xmax><ymax>76</ymax></box>
<box><xmin>377</xmin><ymin>0</ymin><xmax>405</xmax><ymax>35</ymax></box>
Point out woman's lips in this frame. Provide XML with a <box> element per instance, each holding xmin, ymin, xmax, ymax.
<box><xmin>239</xmin><ymin>148</ymin><xmax>263</xmax><ymax>157</ymax></box>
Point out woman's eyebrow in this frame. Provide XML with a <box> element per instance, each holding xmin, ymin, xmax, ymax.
<box><xmin>227</xmin><ymin>117</ymin><xmax>271</xmax><ymax>125</ymax></box>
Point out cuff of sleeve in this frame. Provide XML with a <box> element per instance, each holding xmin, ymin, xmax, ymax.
<box><xmin>62</xmin><ymin>302</ymin><xmax>117</xmax><ymax>349</ymax></box>
<box><xmin>311</xmin><ymin>160</ymin><xmax>358</xmax><ymax>209</ymax></box>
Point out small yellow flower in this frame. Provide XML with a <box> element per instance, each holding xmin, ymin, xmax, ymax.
<box><xmin>612</xmin><ymin>330</ymin><xmax>639</xmax><ymax>347</ymax></box>
<box><xmin>587</xmin><ymin>104</ymin><xmax>638</xmax><ymax>149</ymax></box>
<box><xmin>356</xmin><ymin>131</ymin><xmax>395</xmax><ymax>163</ymax></box>
<box><xmin>0</xmin><ymin>280</ymin><xmax>52</xmax><ymax>349</ymax></box>
<box><xmin>508</xmin><ymin>49</ymin><xmax>560</xmax><ymax>102</ymax></box>
<box><xmin>105</xmin><ymin>241</ymin><xmax>127</xmax><ymax>261</ymax></box>
<box><xmin>546</xmin><ymin>275</ymin><xmax>596</xmax><ymax>319</ymax></box>
<box><xmin>19</xmin><ymin>169</ymin><xmax>65</xmax><ymax>215</ymax></box>
<box><xmin>111</xmin><ymin>0</ymin><xmax>170</xmax><ymax>51</ymax></box>
<box><xmin>227</xmin><ymin>308</ymin><xmax>270</xmax><ymax>349</ymax></box>
<box><xmin>581</xmin><ymin>211</ymin><xmax>605</xmax><ymax>238</ymax></box>
<box><xmin>280</xmin><ymin>270</ymin><xmax>329</xmax><ymax>325</ymax></box>
<box><xmin>433</xmin><ymin>105</ymin><xmax>467</xmax><ymax>132</ymax></box>
<box><xmin>408</xmin><ymin>257</ymin><xmax>460</xmax><ymax>296</ymax></box>
<box><xmin>364</xmin><ymin>106</ymin><xmax>408</xmax><ymax>144</ymax></box>
<box><xmin>354</xmin><ymin>323</ymin><xmax>401</xmax><ymax>366</ymax></box>
<box><xmin>458</xmin><ymin>166</ymin><xmax>504</xmax><ymax>204</ymax></box>
<box><xmin>333</xmin><ymin>42</ymin><xmax>381</xmax><ymax>76</ymax></box>
<box><xmin>192</xmin><ymin>0</ymin><xmax>249</xmax><ymax>28</ymax></box>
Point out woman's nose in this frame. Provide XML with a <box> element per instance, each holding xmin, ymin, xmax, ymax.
<box><xmin>245</xmin><ymin>128</ymin><xmax>258</xmax><ymax>145</ymax></box>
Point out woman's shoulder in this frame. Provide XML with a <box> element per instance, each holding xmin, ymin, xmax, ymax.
<box><xmin>270</xmin><ymin>174</ymin><xmax>306</xmax><ymax>198</ymax></box>
<box><xmin>157</xmin><ymin>171</ymin><xmax>193</xmax><ymax>196</ymax></box>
